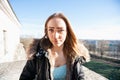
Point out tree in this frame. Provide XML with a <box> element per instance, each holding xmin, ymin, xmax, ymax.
<box><xmin>97</xmin><ymin>40</ymin><xmax>109</xmax><ymax>57</ymax></box>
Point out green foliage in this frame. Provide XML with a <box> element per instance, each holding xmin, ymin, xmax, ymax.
<box><xmin>108</xmin><ymin>69</ymin><xmax>120</xmax><ymax>80</ymax></box>
<box><xmin>83</xmin><ymin>60</ymin><xmax>120</xmax><ymax>80</ymax></box>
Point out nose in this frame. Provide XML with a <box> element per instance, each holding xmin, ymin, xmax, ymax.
<box><xmin>54</xmin><ymin>32</ymin><xmax>59</xmax><ymax>39</ymax></box>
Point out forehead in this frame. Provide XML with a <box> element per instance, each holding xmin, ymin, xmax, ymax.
<box><xmin>47</xmin><ymin>17</ymin><xmax>66</xmax><ymax>29</ymax></box>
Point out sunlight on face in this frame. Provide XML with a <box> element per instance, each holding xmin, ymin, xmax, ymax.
<box><xmin>47</xmin><ymin>17</ymin><xmax>67</xmax><ymax>47</ymax></box>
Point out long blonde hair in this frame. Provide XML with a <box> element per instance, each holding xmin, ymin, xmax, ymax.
<box><xmin>41</xmin><ymin>12</ymin><xmax>90</xmax><ymax>62</ymax></box>
<box><xmin>27</xmin><ymin>12</ymin><xmax>90</xmax><ymax>80</ymax></box>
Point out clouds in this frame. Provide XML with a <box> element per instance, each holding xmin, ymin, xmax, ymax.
<box><xmin>76</xmin><ymin>25</ymin><xmax>120</xmax><ymax>40</ymax></box>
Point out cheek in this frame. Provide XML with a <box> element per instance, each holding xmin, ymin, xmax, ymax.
<box><xmin>48</xmin><ymin>33</ymin><xmax>52</xmax><ymax>39</ymax></box>
<box><xmin>61</xmin><ymin>32</ymin><xmax>67</xmax><ymax>40</ymax></box>
<box><xmin>47</xmin><ymin>31</ymin><xmax>52</xmax><ymax>37</ymax></box>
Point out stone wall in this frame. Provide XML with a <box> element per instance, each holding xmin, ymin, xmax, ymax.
<box><xmin>0</xmin><ymin>43</ymin><xmax>27</xmax><ymax>63</ymax></box>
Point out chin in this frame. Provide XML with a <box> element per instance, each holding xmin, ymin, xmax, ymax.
<box><xmin>53</xmin><ymin>44</ymin><xmax>63</xmax><ymax>47</ymax></box>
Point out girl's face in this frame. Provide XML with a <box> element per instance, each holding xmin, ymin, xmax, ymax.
<box><xmin>47</xmin><ymin>17</ymin><xmax>67</xmax><ymax>48</ymax></box>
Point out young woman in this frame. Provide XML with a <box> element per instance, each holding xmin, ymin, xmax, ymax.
<box><xmin>19</xmin><ymin>12</ymin><xmax>90</xmax><ymax>80</ymax></box>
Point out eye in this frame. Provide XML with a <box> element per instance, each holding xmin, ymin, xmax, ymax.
<box><xmin>58</xmin><ymin>29</ymin><xmax>65</xmax><ymax>33</ymax></box>
<box><xmin>48</xmin><ymin>29</ymin><xmax>54</xmax><ymax>32</ymax></box>
<box><xmin>58</xmin><ymin>29</ymin><xmax>63</xmax><ymax>32</ymax></box>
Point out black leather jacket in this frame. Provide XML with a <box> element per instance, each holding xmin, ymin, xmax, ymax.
<box><xmin>19</xmin><ymin>48</ymin><xmax>85</xmax><ymax>80</ymax></box>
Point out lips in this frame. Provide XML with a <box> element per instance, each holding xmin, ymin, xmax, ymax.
<box><xmin>53</xmin><ymin>39</ymin><xmax>60</xmax><ymax>44</ymax></box>
<box><xmin>54</xmin><ymin>40</ymin><xmax>58</xmax><ymax>43</ymax></box>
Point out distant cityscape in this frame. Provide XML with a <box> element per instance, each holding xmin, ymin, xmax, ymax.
<box><xmin>81</xmin><ymin>39</ymin><xmax>120</xmax><ymax>50</ymax></box>
<box><xmin>80</xmin><ymin>39</ymin><xmax>120</xmax><ymax>59</ymax></box>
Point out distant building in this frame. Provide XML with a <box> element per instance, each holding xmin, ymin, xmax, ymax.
<box><xmin>109</xmin><ymin>40</ymin><xmax>120</xmax><ymax>52</ymax></box>
<box><xmin>0</xmin><ymin>0</ymin><xmax>21</xmax><ymax>63</ymax></box>
<box><xmin>83</xmin><ymin>39</ymin><xmax>120</xmax><ymax>51</ymax></box>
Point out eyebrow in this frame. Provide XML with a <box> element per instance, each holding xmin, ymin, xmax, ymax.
<box><xmin>48</xmin><ymin>26</ymin><xmax>54</xmax><ymax>28</ymax></box>
<box><xmin>48</xmin><ymin>26</ymin><xmax>64</xmax><ymax>29</ymax></box>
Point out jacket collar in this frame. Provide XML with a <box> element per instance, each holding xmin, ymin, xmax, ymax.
<box><xmin>35</xmin><ymin>48</ymin><xmax>49</xmax><ymax>58</ymax></box>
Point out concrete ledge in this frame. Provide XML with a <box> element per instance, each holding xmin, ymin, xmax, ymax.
<box><xmin>0</xmin><ymin>60</ymin><xmax>26</xmax><ymax>80</ymax></box>
<box><xmin>83</xmin><ymin>66</ymin><xmax>108</xmax><ymax>80</ymax></box>
<box><xmin>0</xmin><ymin>60</ymin><xmax>108</xmax><ymax>80</ymax></box>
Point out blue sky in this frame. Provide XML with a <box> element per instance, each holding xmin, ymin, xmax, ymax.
<box><xmin>9</xmin><ymin>0</ymin><xmax>120</xmax><ymax>40</ymax></box>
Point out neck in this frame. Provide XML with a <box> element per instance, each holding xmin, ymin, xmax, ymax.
<box><xmin>52</xmin><ymin>45</ymin><xmax>64</xmax><ymax>54</ymax></box>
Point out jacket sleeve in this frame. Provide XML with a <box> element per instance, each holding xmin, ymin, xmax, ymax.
<box><xmin>19</xmin><ymin>59</ymin><xmax>36</xmax><ymax>80</ymax></box>
<box><xmin>72</xmin><ymin>57</ymin><xmax>85</xmax><ymax>80</ymax></box>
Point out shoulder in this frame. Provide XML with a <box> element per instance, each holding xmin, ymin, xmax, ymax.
<box><xmin>74</xmin><ymin>56</ymin><xmax>86</xmax><ymax>64</ymax></box>
<box><xmin>78</xmin><ymin>43</ymin><xmax>91</xmax><ymax>62</ymax></box>
<box><xmin>26</xmin><ymin>38</ymin><xmax>43</xmax><ymax>59</ymax></box>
